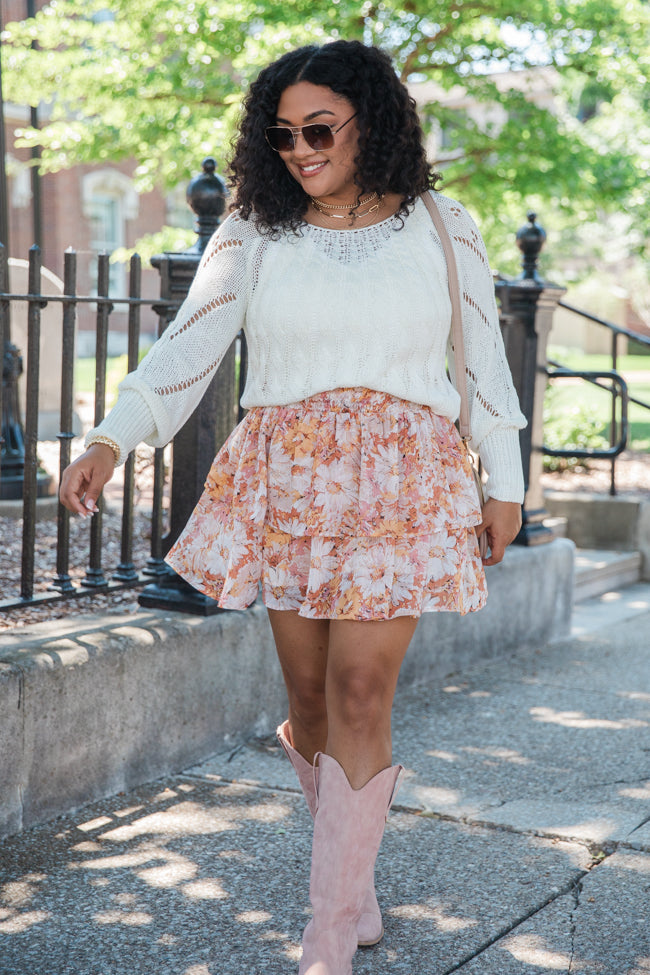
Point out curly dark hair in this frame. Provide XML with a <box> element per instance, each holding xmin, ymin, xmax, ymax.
<box><xmin>229</xmin><ymin>40</ymin><xmax>439</xmax><ymax>234</ymax></box>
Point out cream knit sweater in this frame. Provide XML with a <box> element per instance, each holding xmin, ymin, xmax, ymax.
<box><xmin>90</xmin><ymin>192</ymin><xmax>527</xmax><ymax>502</ymax></box>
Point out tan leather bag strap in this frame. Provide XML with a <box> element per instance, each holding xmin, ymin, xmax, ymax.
<box><xmin>421</xmin><ymin>192</ymin><xmax>471</xmax><ymax>441</ymax></box>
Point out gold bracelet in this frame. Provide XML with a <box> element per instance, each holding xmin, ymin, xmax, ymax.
<box><xmin>86</xmin><ymin>435</ymin><xmax>120</xmax><ymax>464</ymax></box>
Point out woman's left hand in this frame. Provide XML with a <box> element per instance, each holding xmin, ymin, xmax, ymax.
<box><xmin>476</xmin><ymin>498</ymin><xmax>522</xmax><ymax>566</ymax></box>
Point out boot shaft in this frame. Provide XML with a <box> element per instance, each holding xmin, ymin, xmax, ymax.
<box><xmin>298</xmin><ymin>754</ymin><xmax>403</xmax><ymax>975</ymax></box>
<box><xmin>308</xmin><ymin>755</ymin><xmax>403</xmax><ymax>911</ymax></box>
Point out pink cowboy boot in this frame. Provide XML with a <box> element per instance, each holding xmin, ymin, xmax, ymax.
<box><xmin>298</xmin><ymin>753</ymin><xmax>403</xmax><ymax>975</ymax></box>
<box><xmin>277</xmin><ymin>721</ymin><xmax>384</xmax><ymax>946</ymax></box>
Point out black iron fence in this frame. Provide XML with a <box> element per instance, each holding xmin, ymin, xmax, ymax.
<box><xmin>0</xmin><ymin>240</ymin><xmax>250</xmax><ymax>614</ymax></box>
<box><xmin>0</xmin><ymin>244</ymin><xmax>176</xmax><ymax>610</ymax></box>
<box><xmin>1</xmin><ymin>156</ymin><xmax>240</xmax><ymax>616</ymax></box>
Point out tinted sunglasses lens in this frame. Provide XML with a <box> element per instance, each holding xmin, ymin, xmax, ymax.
<box><xmin>265</xmin><ymin>124</ymin><xmax>336</xmax><ymax>152</ymax></box>
<box><xmin>265</xmin><ymin>127</ymin><xmax>294</xmax><ymax>152</ymax></box>
<box><xmin>303</xmin><ymin>124</ymin><xmax>334</xmax><ymax>150</ymax></box>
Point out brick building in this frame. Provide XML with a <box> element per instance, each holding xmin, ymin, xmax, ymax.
<box><xmin>2</xmin><ymin>0</ymin><xmax>190</xmax><ymax>353</ymax></box>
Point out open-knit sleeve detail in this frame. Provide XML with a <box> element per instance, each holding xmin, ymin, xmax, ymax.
<box><xmin>154</xmin><ymin>360</ymin><xmax>223</xmax><ymax>396</ymax></box>
<box><xmin>432</xmin><ymin>192</ymin><xmax>526</xmax><ymax>501</ymax></box>
<box><xmin>166</xmin><ymin>292</ymin><xmax>237</xmax><ymax>341</ymax></box>
<box><xmin>87</xmin><ymin>211</ymin><xmax>262</xmax><ymax>460</ymax></box>
<box><xmin>453</xmin><ymin>230</ymin><xmax>491</xmax><ymax>269</ymax></box>
<box><xmin>203</xmin><ymin>236</ymin><xmax>244</xmax><ymax>264</ymax></box>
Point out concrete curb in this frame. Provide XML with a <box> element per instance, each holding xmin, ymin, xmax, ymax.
<box><xmin>0</xmin><ymin>538</ymin><xmax>574</xmax><ymax>838</ymax></box>
<box><xmin>0</xmin><ymin>604</ymin><xmax>285</xmax><ymax>838</ymax></box>
<box><xmin>401</xmin><ymin>538</ymin><xmax>575</xmax><ymax>687</ymax></box>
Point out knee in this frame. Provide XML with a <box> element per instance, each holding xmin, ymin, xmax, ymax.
<box><xmin>286</xmin><ymin>676</ymin><xmax>327</xmax><ymax>729</ymax></box>
<box><xmin>328</xmin><ymin>668</ymin><xmax>390</xmax><ymax>731</ymax></box>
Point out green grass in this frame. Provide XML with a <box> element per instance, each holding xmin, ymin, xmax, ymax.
<box><xmin>75</xmin><ymin>355</ymin><xmax>130</xmax><ymax>405</ymax></box>
<box><xmin>547</xmin><ymin>350</ymin><xmax>650</xmax><ymax>375</ymax></box>
<box><xmin>547</xmin><ymin>350</ymin><xmax>650</xmax><ymax>451</ymax></box>
<box><xmin>76</xmin><ymin>347</ymin><xmax>241</xmax><ymax>404</ymax></box>
<box><xmin>545</xmin><ymin>370</ymin><xmax>650</xmax><ymax>452</ymax></box>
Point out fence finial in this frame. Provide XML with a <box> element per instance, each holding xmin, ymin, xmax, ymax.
<box><xmin>186</xmin><ymin>157</ymin><xmax>227</xmax><ymax>254</ymax></box>
<box><xmin>516</xmin><ymin>212</ymin><xmax>547</xmax><ymax>283</ymax></box>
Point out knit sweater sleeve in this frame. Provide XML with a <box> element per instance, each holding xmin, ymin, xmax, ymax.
<box><xmin>86</xmin><ymin>212</ymin><xmax>256</xmax><ymax>463</ymax></box>
<box><xmin>433</xmin><ymin>193</ymin><xmax>527</xmax><ymax>503</ymax></box>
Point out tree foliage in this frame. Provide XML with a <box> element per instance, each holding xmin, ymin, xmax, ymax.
<box><xmin>3</xmin><ymin>0</ymin><xmax>649</xmax><ymax>262</ymax></box>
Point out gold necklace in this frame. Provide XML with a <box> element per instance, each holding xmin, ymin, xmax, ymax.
<box><xmin>310</xmin><ymin>191</ymin><xmax>379</xmax><ymax>212</ymax></box>
<box><xmin>311</xmin><ymin>195</ymin><xmax>384</xmax><ymax>223</ymax></box>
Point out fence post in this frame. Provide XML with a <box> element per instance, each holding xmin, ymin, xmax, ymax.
<box><xmin>0</xmin><ymin>241</ymin><xmax>26</xmax><ymax>499</ymax></box>
<box><xmin>138</xmin><ymin>157</ymin><xmax>230</xmax><ymax>614</ymax></box>
<box><xmin>496</xmin><ymin>213</ymin><xmax>566</xmax><ymax>545</ymax></box>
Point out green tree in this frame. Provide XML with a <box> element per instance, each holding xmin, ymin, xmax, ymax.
<box><xmin>3</xmin><ymin>0</ymin><xmax>649</xmax><ymax>262</ymax></box>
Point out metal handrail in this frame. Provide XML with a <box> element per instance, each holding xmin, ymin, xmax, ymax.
<box><xmin>558</xmin><ymin>299</ymin><xmax>650</xmax><ymax>347</ymax></box>
<box><xmin>544</xmin><ymin>366</ymin><xmax>629</xmax><ymax>459</ymax></box>
<box><xmin>546</xmin><ymin>299</ymin><xmax>650</xmax><ymax>494</ymax></box>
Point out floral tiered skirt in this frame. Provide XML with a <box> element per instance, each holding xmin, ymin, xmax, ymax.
<box><xmin>166</xmin><ymin>388</ymin><xmax>487</xmax><ymax>620</ymax></box>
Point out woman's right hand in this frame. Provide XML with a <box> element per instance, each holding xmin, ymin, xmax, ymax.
<box><xmin>59</xmin><ymin>443</ymin><xmax>116</xmax><ymax>517</ymax></box>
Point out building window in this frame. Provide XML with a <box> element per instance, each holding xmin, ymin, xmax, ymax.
<box><xmin>88</xmin><ymin>192</ymin><xmax>123</xmax><ymax>295</ymax></box>
<box><xmin>82</xmin><ymin>170</ymin><xmax>139</xmax><ymax>297</ymax></box>
<box><xmin>166</xmin><ymin>183</ymin><xmax>195</xmax><ymax>231</ymax></box>
<box><xmin>6</xmin><ymin>155</ymin><xmax>31</xmax><ymax>209</ymax></box>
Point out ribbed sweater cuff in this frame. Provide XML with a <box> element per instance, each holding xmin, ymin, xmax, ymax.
<box><xmin>479</xmin><ymin>428</ymin><xmax>525</xmax><ymax>503</ymax></box>
<box><xmin>85</xmin><ymin>392</ymin><xmax>157</xmax><ymax>466</ymax></box>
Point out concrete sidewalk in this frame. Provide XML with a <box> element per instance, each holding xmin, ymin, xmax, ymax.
<box><xmin>0</xmin><ymin>588</ymin><xmax>649</xmax><ymax>975</ymax></box>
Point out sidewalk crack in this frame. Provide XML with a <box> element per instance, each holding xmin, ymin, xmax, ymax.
<box><xmin>628</xmin><ymin>812</ymin><xmax>650</xmax><ymax>835</ymax></box>
<box><xmin>578</xmin><ymin>776</ymin><xmax>648</xmax><ymax>790</ymax></box>
<box><xmin>566</xmin><ymin>877</ymin><xmax>582</xmax><ymax>974</ymax></box>
<box><xmin>442</xmin><ymin>848</ymin><xmax>613</xmax><ymax>975</ymax></box>
<box><xmin>439</xmin><ymin>873</ymin><xmax>588</xmax><ymax>975</ymax></box>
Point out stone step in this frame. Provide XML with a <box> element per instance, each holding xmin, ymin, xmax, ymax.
<box><xmin>571</xmin><ymin>580</ymin><xmax>650</xmax><ymax>636</ymax></box>
<box><xmin>574</xmin><ymin>548</ymin><xmax>642</xmax><ymax>603</ymax></box>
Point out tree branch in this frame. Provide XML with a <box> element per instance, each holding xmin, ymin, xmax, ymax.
<box><xmin>438</xmin><ymin>171</ymin><xmax>476</xmax><ymax>189</ymax></box>
<box><xmin>400</xmin><ymin>26</ymin><xmax>455</xmax><ymax>81</ymax></box>
<box><xmin>398</xmin><ymin>1</ymin><xmax>510</xmax><ymax>81</ymax></box>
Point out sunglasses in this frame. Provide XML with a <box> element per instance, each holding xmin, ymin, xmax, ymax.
<box><xmin>264</xmin><ymin>112</ymin><xmax>358</xmax><ymax>153</ymax></box>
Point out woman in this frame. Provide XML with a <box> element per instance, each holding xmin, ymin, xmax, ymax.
<box><xmin>60</xmin><ymin>40</ymin><xmax>525</xmax><ymax>975</ymax></box>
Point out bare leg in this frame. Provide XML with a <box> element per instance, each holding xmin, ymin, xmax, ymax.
<box><xmin>297</xmin><ymin>616</ymin><xmax>418</xmax><ymax>973</ymax></box>
<box><xmin>267</xmin><ymin>609</ymin><xmax>329</xmax><ymax>764</ymax></box>
<box><xmin>268</xmin><ymin>609</ymin><xmax>418</xmax><ymax>786</ymax></box>
<box><xmin>270</xmin><ymin>609</ymin><xmax>418</xmax><ymax>960</ymax></box>
<box><xmin>325</xmin><ymin>616</ymin><xmax>418</xmax><ymax>789</ymax></box>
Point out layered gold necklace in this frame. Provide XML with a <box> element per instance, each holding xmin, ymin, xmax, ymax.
<box><xmin>310</xmin><ymin>192</ymin><xmax>384</xmax><ymax>223</ymax></box>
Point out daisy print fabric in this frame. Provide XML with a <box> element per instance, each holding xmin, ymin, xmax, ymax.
<box><xmin>166</xmin><ymin>388</ymin><xmax>487</xmax><ymax>620</ymax></box>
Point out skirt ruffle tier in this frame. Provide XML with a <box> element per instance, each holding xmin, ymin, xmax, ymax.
<box><xmin>166</xmin><ymin>388</ymin><xmax>487</xmax><ymax>620</ymax></box>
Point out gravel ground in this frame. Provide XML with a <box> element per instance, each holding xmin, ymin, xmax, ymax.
<box><xmin>540</xmin><ymin>448</ymin><xmax>650</xmax><ymax>496</ymax></box>
<box><xmin>1</xmin><ymin>442</ymin><xmax>170</xmax><ymax>631</ymax></box>
<box><xmin>1</xmin><ymin>445</ymin><xmax>648</xmax><ymax>632</ymax></box>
